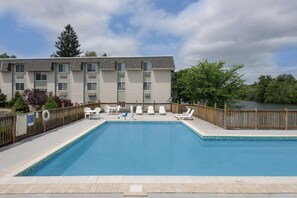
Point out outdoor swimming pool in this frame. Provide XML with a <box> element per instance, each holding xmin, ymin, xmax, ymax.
<box><xmin>19</xmin><ymin>122</ymin><xmax>297</xmax><ymax>176</ymax></box>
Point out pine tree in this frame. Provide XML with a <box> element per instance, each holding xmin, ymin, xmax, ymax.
<box><xmin>44</xmin><ymin>97</ymin><xmax>59</xmax><ymax>110</ymax></box>
<box><xmin>51</xmin><ymin>24</ymin><xmax>83</xmax><ymax>57</ymax></box>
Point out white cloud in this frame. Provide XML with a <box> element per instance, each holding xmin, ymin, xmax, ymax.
<box><xmin>0</xmin><ymin>0</ymin><xmax>139</xmax><ymax>55</ymax></box>
<box><xmin>127</xmin><ymin>0</ymin><xmax>297</xmax><ymax>82</ymax></box>
<box><xmin>1</xmin><ymin>0</ymin><xmax>297</xmax><ymax>83</ymax></box>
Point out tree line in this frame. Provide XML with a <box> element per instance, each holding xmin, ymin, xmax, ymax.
<box><xmin>244</xmin><ymin>74</ymin><xmax>297</xmax><ymax>104</ymax></box>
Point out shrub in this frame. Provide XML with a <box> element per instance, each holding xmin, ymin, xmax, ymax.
<box><xmin>13</xmin><ymin>98</ymin><xmax>29</xmax><ymax>113</ymax></box>
<box><xmin>52</xmin><ymin>95</ymin><xmax>73</xmax><ymax>107</ymax></box>
<box><xmin>0</xmin><ymin>89</ymin><xmax>7</xmax><ymax>107</ymax></box>
<box><xmin>44</xmin><ymin>97</ymin><xmax>59</xmax><ymax>110</ymax></box>
<box><xmin>8</xmin><ymin>92</ymin><xmax>22</xmax><ymax>107</ymax></box>
<box><xmin>23</xmin><ymin>89</ymin><xmax>48</xmax><ymax>110</ymax></box>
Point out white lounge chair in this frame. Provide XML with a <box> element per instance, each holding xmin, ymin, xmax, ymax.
<box><xmin>83</xmin><ymin>107</ymin><xmax>91</xmax><ymax>119</ymax></box>
<box><xmin>159</xmin><ymin>106</ymin><xmax>166</xmax><ymax>115</ymax></box>
<box><xmin>136</xmin><ymin>106</ymin><xmax>143</xmax><ymax>115</ymax></box>
<box><xmin>130</xmin><ymin>105</ymin><xmax>134</xmax><ymax>120</ymax></box>
<box><xmin>177</xmin><ymin>109</ymin><xmax>194</xmax><ymax>120</ymax></box>
<box><xmin>147</xmin><ymin>106</ymin><xmax>155</xmax><ymax>115</ymax></box>
<box><xmin>93</xmin><ymin>107</ymin><xmax>101</xmax><ymax>119</ymax></box>
<box><xmin>174</xmin><ymin>108</ymin><xmax>191</xmax><ymax>117</ymax></box>
<box><xmin>104</xmin><ymin>105</ymin><xmax>111</xmax><ymax>114</ymax></box>
<box><xmin>116</xmin><ymin>105</ymin><xmax>121</xmax><ymax>114</ymax></box>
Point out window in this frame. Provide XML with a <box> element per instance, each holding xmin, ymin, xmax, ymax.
<box><xmin>117</xmin><ymin>63</ymin><xmax>125</xmax><ymax>71</ymax></box>
<box><xmin>118</xmin><ymin>101</ymin><xmax>125</xmax><ymax>107</ymax></box>
<box><xmin>143</xmin><ymin>62</ymin><xmax>152</xmax><ymax>71</ymax></box>
<box><xmin>143</xmin><ymin>82</ymin><xmax>151</xmax><ymax>90</ymax></box>
<box><xmin>58</xmin><ymin>83</ymin><xmax>67</xmax><ymax>91</ymax></box>
<box><xmin>89</xmin><ymin>96</ymin><xmax>97</xmax><ymax>102</ymax></box>
<box><xmin>35</xmin><ymin>72</ymin><xmax>47</xmax><ymax>81</ymax></box>
<box><xmin>15</xmin><ymin>64</ymin><xmax>24</xmax><ymax>73</ymax></box>
<box><xmin>58</xmin><ymin>64</ymin><xmax>69</xmax><ymax>73</ymax></box>
<box><xmin>87</xmin><ymin>63</ymin><xmax>98</xmax><ymax>72</ymax></box>
<box><xmin>87</xmin><ymin>82</ymin><xmax>97</xmax><ymax>90</ymax></box>
<box><xmin>16</xmin><ymin>83</ymin><xmax>24</xmax><ymax>91</ymax></box>
<box><xmin>145</xmin><ymin>92</ymin><xmax>151</xmax><ymax>99</ymax></box>
<box><xmin>117</xmin><ymin>82</ymin><xmax>125</xmax><ymax>90</ymax></box>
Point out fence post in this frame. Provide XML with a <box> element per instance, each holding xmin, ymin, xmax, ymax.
<box><xmin>204</xmin><ymin>104</ymin><xmax>206</xmax><ymax>120</ymax></box>
<box><xmin>214</xmin><ymin>103</ymin><xmax>217</xmax><ymax>125</ymax></box>
<box><xmin>285</xmin><ymin>108</ymin><xmax>288</xmax><ymax>130</ymax></box>
<box><xmin>153</xmin><ymin>101</ymin><xmax>155</xmax><ymax>111</ymax></box>
<box><xmin>255</xmin><ymin>108</ymin><xmax>258</xmax><ymax>130</ymax></box>
<box><xmin>62</xmin><ymin>102</ymin><xmax>65</xmax><ymax>126</ymax></box>
<box><xmin>42</xmin><ymin>105</ymin><xmax>46</xmax><ymax>132</ymax></box>
<box><xmin>224</xmin><ymin>103</ymin><xmax>227</xmax><ymax>129</ymax></box>
<box><xmin>11</xmin><ymin>107</ymin><xmax>16</xmax><ymax>143</ymax></box>
<box><xmin>170</xmin><ymin>102</ymin><xmax>172</xmax><ymax>112</ymax></box>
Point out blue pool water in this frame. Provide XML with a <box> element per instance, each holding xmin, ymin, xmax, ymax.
<box><xmin>20</xmin><ymin>122</ymin><xmax>297</xmax><ymax>176</ymax></box>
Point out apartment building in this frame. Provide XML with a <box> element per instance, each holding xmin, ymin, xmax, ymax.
<box><xmin>0</xmin><ymin>56</ymin><xmax>175</xmax><ymax>105</ymax></box>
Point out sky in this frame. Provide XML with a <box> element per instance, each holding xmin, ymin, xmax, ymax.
<box><xmin>0</xmin><ymin>0</ymin><xmax>297</xmax><ymax>84</ymax></box>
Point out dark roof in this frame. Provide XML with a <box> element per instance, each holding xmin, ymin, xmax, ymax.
<box><xmin>0</xmin><ymin>56</ymin><xmax>175</xmax><ymax>72</ymax></box>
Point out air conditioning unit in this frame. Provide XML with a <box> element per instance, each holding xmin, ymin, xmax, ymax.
<box><xmin>59</xmin><ymin>73</ymin><xmax>67</xmax><ymax>78</ymax></box>
<box><xmin>59</xmin><ymin>92</ymin><xmax>67</xmax><ymax>97</ymax></box>
<box><xmin>16</xmin><ymin>73</ymin><xmax>24</xmax><ymax>78</ymax></box>
<box><xmin>88</xmin><ymin>73</ymin><xmax>97</xmax><ymax>78</ymax></box>
<box><xmin>88</xmin><ymin>92</ymin><xmax>96</xmax><ymax>96</ymax></box>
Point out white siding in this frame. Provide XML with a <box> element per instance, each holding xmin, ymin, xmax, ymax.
<box><xmin>151</xmin><ymin>70</ymin><xmax>171</xmax><ymax>103</ymax></box>
<box><xmin>47</xmin><ymin>71</ymin><xmax>55</xmax><ymax>94</ymax></box>
<box><xmin>99</xmin><ymin>71</ymin><xmax>117</xmax><ymax>103</ymax></box>
<box><xmin>0</xmin><ymin>72</ymin><xmax>12</xmax><ymax>100</ymax></box>
<box><xmin>125</xmin><ymin>70</ymin><xmax>143</xmax><ymax>103</ymax></box>
<box><xmin>26</xmin><ymin>72</ymin><xmax>34</xmax><ymax>89</ymax></box>
<box><xmin>70</xmin><ymin>71</ymin><xmax>84</xmax><ymax>103</ymax></box>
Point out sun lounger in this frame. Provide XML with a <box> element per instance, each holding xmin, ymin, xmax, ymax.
<box><xmin>159</xmin><ymin>106</ymin><xmax>166</xmax><ymax>115</ymax></box>
<box><xmin>93</xmin><ymin>107</ymin><xmax>101</xmax><ymax>119</ymax></box>
<box><xmin>136</xmin><ymin>106</ymin><xmax>143</xmax><ymax>115</ymax></box>
<box><xmin>174</xmin><ymin>108</ymin><xmax>191</xmax><ymax>117</ymax></box>
<box><xmin>116</xmin><ymin>105</ymin><xmax>121</xmax><ymax>114</ymax></box>
<box><xmin>176</xmin><ymin>109</ymin><xmax>194</xmax><ymax>120</ymax></box>
<box><xmin>83</xmin><ymin>107</ymin><xmax>91</xmax><ymax>119</ymax></box>
<box><xmin>104</xmin><ymin>105</ymin><xmax>111</xmax><ymax>114</ymax></box>
<box><xmin>147</xmin><ymin>106</ymin><xmax>155</xmax><ymax>115</ymax></box>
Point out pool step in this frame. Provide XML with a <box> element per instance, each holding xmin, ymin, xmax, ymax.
<box><xmin>123</xmin><ymin>184</ymin><xmax>147</xmax><ymax>197</ymax></box>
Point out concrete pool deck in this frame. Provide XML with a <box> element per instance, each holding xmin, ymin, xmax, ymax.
<box><xmin>1</xmin><ymin>113</ymin><xmax>297</xmax><ymax>196</ymax></box>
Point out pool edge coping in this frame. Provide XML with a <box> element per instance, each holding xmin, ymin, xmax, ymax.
<box><xmin>4</xmin><ymin>119</ymin><xmax>297</xmax><ymax>178</ymax></box>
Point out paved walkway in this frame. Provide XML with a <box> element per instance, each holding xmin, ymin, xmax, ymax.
<box><xmin>1</xmin><ymin>194</ymin><xmax>297</xmax><ymax>198</ymax></box>
<box><xmin>1</xmin><ymin>113</ymin><xmax>297</xmax><ymax>197</ymax></box>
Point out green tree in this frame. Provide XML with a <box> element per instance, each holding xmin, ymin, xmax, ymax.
<box><xmin>8</xmin><ymin>92</ymin><xmax>22</xmax><ymax>107</ymax></box>
<box><xmin>84</xmin><ymin>50</ymin><xmax>97</xmax><ymax>57</ymax></box>
<box><xmin>264</xmin><ymin>74</ymin><xmax>297</xmax><ymax>104</ymax></box>
<box><xmin>13</xmin><ymin>97</ymin><xmax>29</xmax><ymax>113</ymax></box>
<box><xmin>177</xmin><ymin>60</ymin><xmax>245</xmax><ymax>108</ymax></box>
<box><xmin>51</xmin><ymin>24</ymin><xmax>83</xmax><ymax>57</ymax></box>
<box><xmin>0</xmin><ymin>89</ymin><xmax>7</xmax><ymax>107</ymax></box>
<box><xmin>0</xmin><ymin>53</ymin><xmax>16</xmax><ymax>58</ymax></box>
<box><xmin>172</xmin><ymin>68</ymin><xmax>192</xmax><ymax>103</ymax></box>
<box><xmin>44</xmin><ymin>97</ymin><xmax>59</xmax><ymax>110</ymax></box>
<box><xmin>253</xmin><ymin>75</ymin><xmax>273</xmax><ymax>103</ymax></box>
